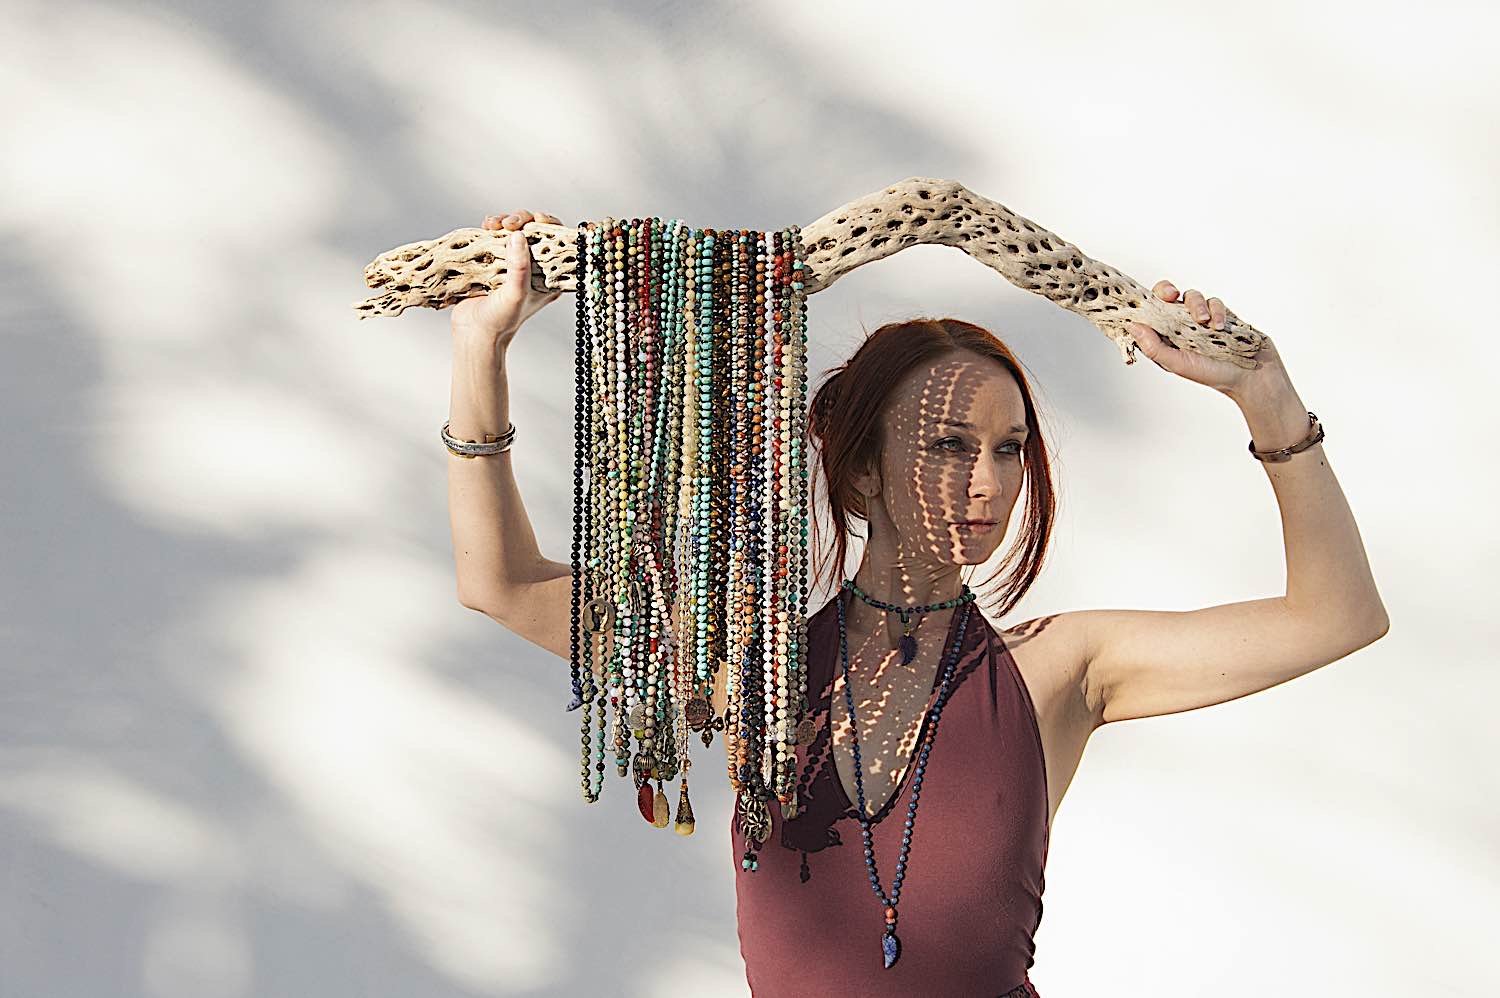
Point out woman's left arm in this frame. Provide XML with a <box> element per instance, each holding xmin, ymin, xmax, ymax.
<box><xmin>1076</xmin><ymin>281</ymin><xmax>1389</xmax><ymax>726</ymax></box>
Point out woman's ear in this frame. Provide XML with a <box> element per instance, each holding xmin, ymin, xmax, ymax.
<box><xmin>850</xmin><ymin>459</ymin><xmax>882</xmax><ymax>503</ymax></box>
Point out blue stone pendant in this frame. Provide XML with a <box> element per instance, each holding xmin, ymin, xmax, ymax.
<box><xmin>898</xmin><ymin>633</ymin><xmax>917</xmax><ymax>665</ymax></box>
<box><xmin>565</xmin><ymin>692</ymin><xmax>583</xmax><ymax>712</ymax></box>
<box><xmin>882</xmin><ymin>929</ymin><xmax>901</xmax><ymax>969</ymax></box>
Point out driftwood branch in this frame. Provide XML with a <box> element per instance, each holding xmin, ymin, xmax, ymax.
<box><xmin>353</xmin><ymin>177</ymin><xmax>1266</xmax><ymax>368</ymax></box>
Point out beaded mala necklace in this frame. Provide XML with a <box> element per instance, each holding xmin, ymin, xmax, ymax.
<box><xmin>837</xmin><ymin>579</ymin><xmax>978</xmax><ymax>969</ymax></box>
<box><xmin>568</xmin><ymin>217</ymin><xmax>812</xmax><ymax>852</ymax></box>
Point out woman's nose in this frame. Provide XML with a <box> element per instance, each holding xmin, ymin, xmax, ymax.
<box><xmin>969</xmin><ymin>457</ymin><xmax>1002</xmax><ymax>494</ymax></box>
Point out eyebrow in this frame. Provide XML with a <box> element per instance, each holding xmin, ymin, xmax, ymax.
<box><xmin>937</xmin><ymin>420</ymin><xmax>1029</xmax><ymax>435</ymax></box>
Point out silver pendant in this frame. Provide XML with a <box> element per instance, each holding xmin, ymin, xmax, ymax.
<box><xmin>737</xmin><ymin>790</ymin><xmax>771</xmax><ymax>845</ymax></box>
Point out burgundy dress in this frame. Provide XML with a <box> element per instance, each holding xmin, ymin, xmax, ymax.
<box><xmin>733</xmin><ymin>588</ymin><xmax>1050</xmax><ymax>997</ymax></box>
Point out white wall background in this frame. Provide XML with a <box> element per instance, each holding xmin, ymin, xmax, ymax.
<box><xmin>2</xmin><ymin>1</ymin><xmax>1495</xmax><ymax>995</ymax></box>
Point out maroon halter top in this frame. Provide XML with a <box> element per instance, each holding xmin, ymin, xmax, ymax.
<box><xmin>732</xmin><ymin>588</ymin><xmax>1050</xmax><ymax>997</ymax></box>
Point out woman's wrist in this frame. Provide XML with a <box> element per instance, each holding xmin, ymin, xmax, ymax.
<box><xmin>452</xmin><ymin>323</ymin><xmax>511</xmax><ymax>358</ymax></box>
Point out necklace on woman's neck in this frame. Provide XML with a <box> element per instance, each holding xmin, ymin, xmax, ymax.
<box><xmin>844</xmin><ymin>579</ymin><xmax>971</xmax><ymax>665</ymax></box>
<box><xmin>837</xmin><ymin>578</ymin><xmax>977</xmax><ymax>969</ymax></box>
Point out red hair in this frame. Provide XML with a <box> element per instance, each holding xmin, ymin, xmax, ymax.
<box><xmin>805</xmin><ymin>317</ymin><xmax>1058</xmax><ymax>619</ymax></box>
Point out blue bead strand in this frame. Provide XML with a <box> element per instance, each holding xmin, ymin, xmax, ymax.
<box><xmin>837</xmin><ymin>582</ymin><xmax>976</xmax><ymax>969</ymax></box>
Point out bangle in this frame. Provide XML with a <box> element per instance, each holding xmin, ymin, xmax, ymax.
<box><xmin>1248</xmin><ymin>411</ymin><xmax>1323</xmax><ymax>462</ymax></box>
<box><xmin>442</xmin><ymin>420</ymin><xmax>515</xmax><ymax>458</ymax></box>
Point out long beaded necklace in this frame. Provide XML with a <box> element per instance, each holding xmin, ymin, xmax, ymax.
<box><xmin>837</xmin><ymin>579</ymin><xmax>978</xmax><ymax>969</ymax></box>
<box><xmin>568</xmin><ymin>216</ymin><xmax>813</xmax><ymax>854</ymax></box>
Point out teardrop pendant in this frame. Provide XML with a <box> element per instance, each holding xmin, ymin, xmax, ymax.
<box><xmin>637</xmin><ymin>781</ymin><xmax>655</xmax><ymax>824</ymax></box>
<box><xmin>674</xmin><ymin>779</ymin><xmax>696</xmax><ymax>835</ymax></box>
<box><xmin>652</xmin><ymin>786</ymin><xmax>670</xmax><ymax>827</ymax></box>
<box><xmin>882</xmin><ymin>929</ymin><xmax>902</xmax><ymax>969</ymax></box>
<box><xmin>898</xmin><ymin>633</ymin><xmax>917</xmax><ymax>665</ymax></box>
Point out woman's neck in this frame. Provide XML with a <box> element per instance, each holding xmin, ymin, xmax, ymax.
<box><xmin>850</xmin><ymin>566</ymin><xmax>964</xmax><ymax>610</ymax></box>
<box><xmin>844</xmin><ymin>566</ymin><xmax>964</xmax><ymax>645</ymax></box>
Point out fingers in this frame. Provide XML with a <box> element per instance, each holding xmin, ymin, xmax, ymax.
<box><xmin>1207</xmin><ymin>297</ymin><xmax>1226</xmax><ymax>330</ymax></box>
<box><xmin>1184</xmin><ymin>289</ymin><xmax>1209</xmax><ymax>324</ymax></box>
<box><xmin>482</xmin><ymin>210</ymin><xmax>563</xmax><ymax>230</ymax></box>
<box><xmin>1152</xmin><ymin>281</ymin><xmax>1226</xmax><ymax>329</ymax></box>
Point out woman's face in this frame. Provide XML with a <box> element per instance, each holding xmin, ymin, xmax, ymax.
<box><xmin>854</xmin><ymin>350</ymin><xmax>1031</xmax><ymax>571</ymax></box>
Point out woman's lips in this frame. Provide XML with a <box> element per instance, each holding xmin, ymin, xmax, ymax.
<box><xmin>954</xmin><ymin>520</ymin><xmax>997</xmax><ymax>532</ymax></box>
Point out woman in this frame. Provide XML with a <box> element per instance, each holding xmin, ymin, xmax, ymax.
<box><xmin>447</xmin><ymin>209</ymin><xmax>1390</xmax><ymax>997</ymax></box>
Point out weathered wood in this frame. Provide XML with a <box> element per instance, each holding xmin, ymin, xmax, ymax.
<box><xmin>353</xmin><ymin>176</ymin><xmax>1265</xmax><ymax>368</ymax></box>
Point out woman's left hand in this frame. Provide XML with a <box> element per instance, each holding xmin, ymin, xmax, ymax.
<box><xmin>1128</xmin><ymin>281</ymin><xmax>1293</xmax><ymax>404</ymax></box>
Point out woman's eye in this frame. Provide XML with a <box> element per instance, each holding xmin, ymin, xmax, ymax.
<box><xmin>934</xmin><ymin>437</ymin><xmax>1021</xmax><ymax>455</ymax></box>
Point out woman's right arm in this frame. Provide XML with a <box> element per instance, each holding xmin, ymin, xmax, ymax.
<box><xmin>447</xmin><ymin>211</ymin><xmax>577</xmax><ymax>662</ymax></box>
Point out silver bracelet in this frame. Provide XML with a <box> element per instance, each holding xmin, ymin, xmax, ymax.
<box><xmin>1247</xmin><ymin>410</ymin><xmax>1323</xmax><ymax>463</ymax></box>
<box><xmin>441</xmin><ymin>420</ymin><xmax>515</xmax><ymax>458</ymax></box>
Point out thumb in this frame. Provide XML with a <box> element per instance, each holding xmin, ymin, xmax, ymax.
<box><xmin>503</xmin><ymin>230</ymin><xmax>530</xmax><ymax>298</ymax></box>
<box><xmin>1128</xmin><ymin>321</ymin><xmax>1175</xmax><ymax>371</ymax></box>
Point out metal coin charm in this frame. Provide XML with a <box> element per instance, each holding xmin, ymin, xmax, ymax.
<box><xmin>628</xmin><ymin>702</ymin><xmax>647</xmax><ymax>737</ymax></box>
<box><xmin>685</xmin><ymin>696</ymin><xmax>712</xmax><ymax>731</ymax></box>
<box><xmin>795</xmin><ymin>716</ymin><xmax>817</xmax><ymax>747</ymax></box>
<box><xmin>582</xmin><ymin>598</ymin><xmax>612</xmax><ymax>634</ymax></box>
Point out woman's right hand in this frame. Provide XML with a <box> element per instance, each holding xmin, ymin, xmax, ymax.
<box><xmin>451</xmin><ymin>209</ymin><xmax>564</xmax><ymax>345</ymax></box>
